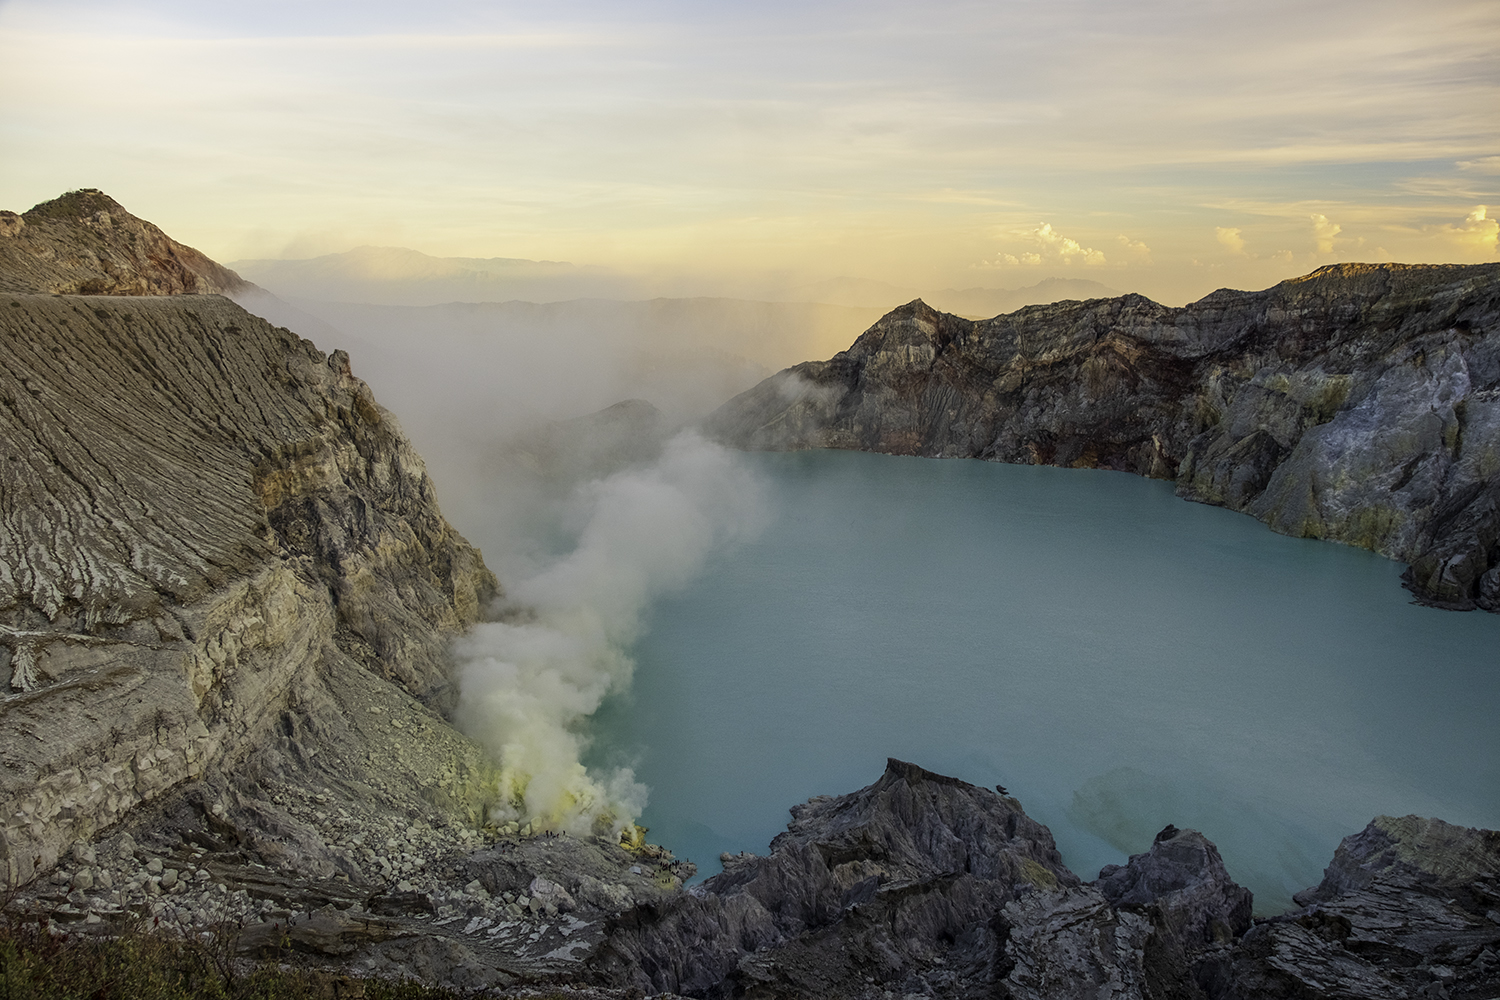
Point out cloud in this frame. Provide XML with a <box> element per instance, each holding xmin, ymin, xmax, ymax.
<box><xmin>984</xmin><ymin>226</ymin><xmax>1146</xmax><ymax>268</ymax></box>
<box><xmin>1310</xmin><ymin>214</ymin><xmax>1342</xmax><ymax>254</ymax></box>
<box><xmin>1215</xmin><ymin>227</ymin><xmax>1246</xmax><ymax>254</ymax></box>
<box><xmin>1116</xmin><ymin>234</ymin><xmax>1152</xmax><ymax>262</ymax></box>
<box><xmin>1031</xmin><ymin>223</ymin><xmax>1108</xmax><ymax>265</ymax></box>
<box><xmin>1443</xmin><ymin>205</ymin><xmax>1499</xmax><ymax>256</ymax></box>
<box><xmin>987</xmin><ymin>223</ymin><xmax>1107</xmax><ymax>267</ymax></box>
<box><xmin>975</xmin><ymin>251</ymin><xmax>1041</xmax><ymax>268</ymax></box>
<box><xmin>1457</xmin><ymin>156</ymin><xmax>1500</xmax><ymax>175</ymax></box>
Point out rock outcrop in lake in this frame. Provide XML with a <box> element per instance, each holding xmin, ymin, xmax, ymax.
<box><xmin>706</xmin><ymin>264</ymin><xmax>1500</xmax><ymax>610</ymax></box>
<box><xmin>587</xmin><ymin>760</ymin><xmax>1499</xmax><ymax>999</ymax></box>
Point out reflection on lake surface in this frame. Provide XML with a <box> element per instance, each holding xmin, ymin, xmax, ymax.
<box><xmin>587</xmin><ymin>449</ymin><xmax>1500</xmax><ymax>912</ymax></box>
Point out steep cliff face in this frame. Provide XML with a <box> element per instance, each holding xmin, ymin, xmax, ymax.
<box><xmin>707</xmin><ymin>263</ymin><xmax>1500</xmax><ymax>609</ymax></box>
<box><xmin>0</xmin><ymin>290</ymin><xmax>498</xmax><ymax>885</ymax></box>
<box><xmin>0</xmin><ymin>189</ymin><xmax>250</xmax><ymax>297</ymax></box>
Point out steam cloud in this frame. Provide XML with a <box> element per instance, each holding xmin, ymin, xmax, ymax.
<box><xmin>451</xmin><ymin>431</ymin><xmax>765</xmax><ymax>836</ymax></box>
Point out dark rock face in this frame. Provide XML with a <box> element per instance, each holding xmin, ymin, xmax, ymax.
<box><xmin>1223</xmin><ymin>815</ymin><xmax>1500</xmax><ymax>1000</ymax></box>
<box><xmin>1096</xmin><ymin>824</ymin><xmax>1253</xmax><ymax>949</ymax></box>
<box><xmin>591</xmin><ymin>760</ymin><xmax>1104</xmax><ymax>998</ymax></box>
<box><xmin>586</xmin><ymin>765</ymin><xmax>1497</xmax><ymax>1000</ymax></box>
<box><xmin>0</xmin><ymin>189</ymin><xmax>251</xmax><ymax>297</ymax></box>
<box><xmin>706</xmin><ymin>263</ymin><xmax>1500</xmax><ymax>609</ymax></box>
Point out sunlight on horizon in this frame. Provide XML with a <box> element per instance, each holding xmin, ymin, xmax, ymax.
<box><xmin>1</xmin><ymin>0</ymin><xmax>1496</xmax><ymax>305</ymax></box>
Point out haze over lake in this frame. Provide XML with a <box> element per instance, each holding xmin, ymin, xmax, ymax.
<box><xmin>587</xmin><ymin>449</ymin><xmax>1500</xmax><ymax>913</ymax></box>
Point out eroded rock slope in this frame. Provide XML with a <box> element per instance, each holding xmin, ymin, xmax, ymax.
<box><xmin>0</xmin><ymin>189</ymin><xmax>249</xmax><ymax>296</ymax></box>
<box><xmin>707</xmin><ymin>263</ymin><xmax>1500</xmax><ymax>609</ymax></box>
<box><xmin>0</xmin><ymin>191</ymin><xmax>702</xmax><ymax>993</ymax></box>
<box><xmin>0</xmin><ymin>288</ymin><xmax>498</xmax><ymax>885</ymax></box>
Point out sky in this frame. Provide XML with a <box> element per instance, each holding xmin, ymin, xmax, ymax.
<box><xmin>1</xmin><ymin>0</ymin><xmax>1497</xmax><ymax>304</ymax></box>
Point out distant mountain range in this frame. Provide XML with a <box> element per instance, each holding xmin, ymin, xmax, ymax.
<box><xmin>229</xmin><ymin>245</ymin><xmax>1121</xmax><ymax>315</ymax></box>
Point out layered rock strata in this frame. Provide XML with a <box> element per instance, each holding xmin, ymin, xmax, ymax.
<box><xmin>0</xmin><ymin>290</ymin><xmax>496</xmax><ymax>885</ymax></box>
<box><xmin>707</xmin><ymin>263</ymin><xmax>1500</xmax><ymax>609</ymax></box>
<box><xmin>0</xmin><ymin>191</ymin><xmax>700</xmax><ymax>993</ymax></box>
<box><xmin>1229</xmin><ymin>815</ymin><xmax>1500</xmax><ymax>1000</ymax></box>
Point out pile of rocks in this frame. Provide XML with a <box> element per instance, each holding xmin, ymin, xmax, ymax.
<box><xmin>25</xmin><ymin>835</ymin><xmax>261</xmax><ymax>933</ymax></box>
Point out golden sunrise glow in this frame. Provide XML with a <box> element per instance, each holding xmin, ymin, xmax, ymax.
<box><xmin>1</xmin><ymin>0</ymin><xmax>1496</xmax><ymax>305</ymax></box>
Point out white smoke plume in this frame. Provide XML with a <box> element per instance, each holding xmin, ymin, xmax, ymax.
<box><xmin>452</xmin><ymin>430</ymin><xmax>765</xmax><ymax>837</ymax></box>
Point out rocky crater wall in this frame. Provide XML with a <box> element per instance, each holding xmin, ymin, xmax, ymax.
<box><xmin>0</xmin><ymin>291</ymin><xmax>497</xmax><ymax>885</ymax></box>
<box><xmin>584</xmin><ymin>760</ymin><xmax>1499</xmax><ymax>1000</ymax></box>
<box><xmin>707</xmin><ymin>263</ymin><xmax>1500</xmax><ymax>610</ymax></box>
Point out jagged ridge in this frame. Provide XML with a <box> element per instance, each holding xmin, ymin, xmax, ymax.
<box><xmin>706</xmin><ymin>263</ymin><xmax>1500</xmax><ymax>610</ymax></box>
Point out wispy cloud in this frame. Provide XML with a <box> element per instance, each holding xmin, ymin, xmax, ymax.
<box><xmin>1458</xmin><ymin>156</ymin><xmax>1500</xmax><ymax>175</ymax></box>
<box><xmin>1116</xmin><ymin>234</ymin><xmax>1152</xmax><ymax>263</ymax></box>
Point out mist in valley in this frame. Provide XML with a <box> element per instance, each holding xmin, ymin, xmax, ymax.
<box><xmin>235</xmin><ymin>279</ymin><xmax>819</xmax><ymax>831</ymax></box>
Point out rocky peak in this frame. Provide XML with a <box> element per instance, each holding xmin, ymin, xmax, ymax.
<box><xmin>841</xmin><ymin>298</ymin><xmax>966</xmax><ymax>359</ymax></box>
<box><xmin>0</xmin><ymin>188</ymin><xmax>251</xmax><ymax>297</ymax></box>
<box><xmin>1096</xmin><ymin>823</ymin><xmax>1254</xmax><ymax>948</ymax></box>
<box><xmin>768</xmin><ymin>757</ymin><xmax>1073</xmax><ymax>887</ymax></box>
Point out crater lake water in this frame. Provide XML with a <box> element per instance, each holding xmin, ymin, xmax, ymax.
<box><xmin>585</xmin><ymin>449</ymin><xmax>1500</xmax><ymax>913</ymax></box>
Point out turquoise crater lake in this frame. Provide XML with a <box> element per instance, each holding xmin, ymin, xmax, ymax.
<box><xmin>586</xmin><ymin>449</ymin><xmax>1500</xmax><ymax>913</ymax></box>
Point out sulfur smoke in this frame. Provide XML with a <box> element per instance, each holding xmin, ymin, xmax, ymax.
<box><xmin>451</xmin><ymin>430</ymin><xmax>765</xmax><ymax>836</ymax></box>
<box><xmin>230</xmin><ymin>287</ymin><xmax>773</xmax><ymax>835</ymax></box>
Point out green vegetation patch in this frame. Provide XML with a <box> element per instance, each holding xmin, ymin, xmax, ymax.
<box><xmin>21</xmin><ymin>189</ymin><xmax>113</xmax><ymax>221</ymax></box>
<box><xmin>0</xmin><ymin>918</ymin><xmax>466</xmax><ymax>1000</ymax></box>
<box><xmin>1018</xmin><ymin>858</ymin><xmax>1059</xmax><ymax>890</ymax></box>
